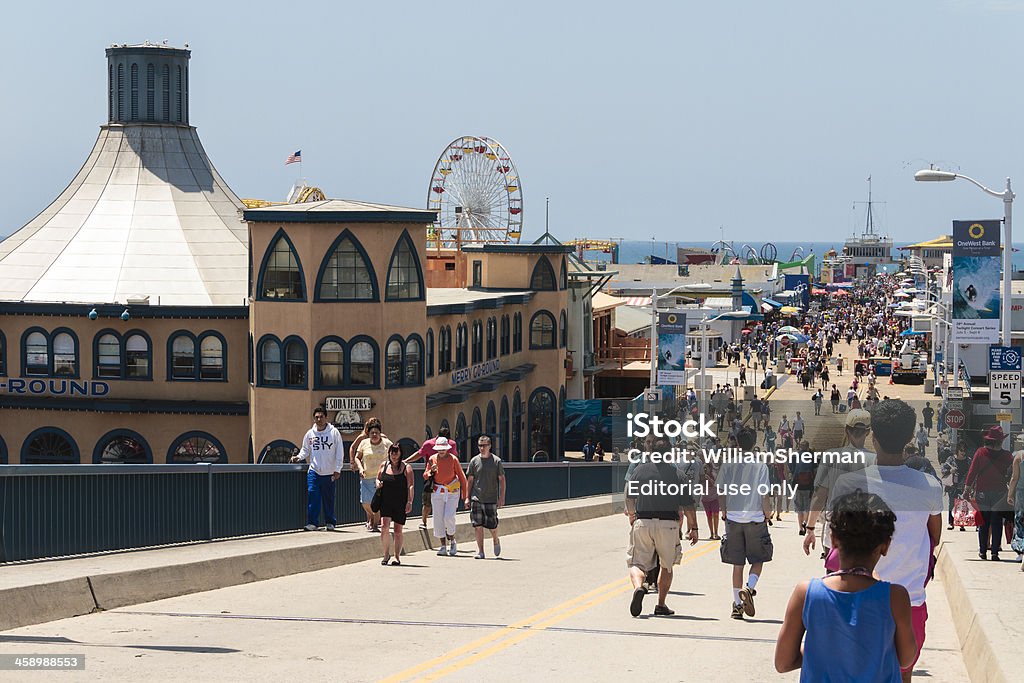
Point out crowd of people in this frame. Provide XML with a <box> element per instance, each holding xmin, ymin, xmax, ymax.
<box><xmin>290</xmin><ymin>407</ymin><xmax>507</xmax><ymax>563</ymax></box>
<box><xmin>625</xmin><ymin>271</ymin><xmax>1023</xmax><ymax>681</ymax></box>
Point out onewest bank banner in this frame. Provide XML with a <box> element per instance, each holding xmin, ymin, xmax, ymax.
<box><xmin>952</xmin><ymin>220</ymin><xmax>1001</xmax><ymax>343</ymax></box>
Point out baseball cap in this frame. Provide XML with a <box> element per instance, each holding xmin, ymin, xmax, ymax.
<box><xmin>845</xmin><ymin>409</ymin><xmax>871</xmax><ymax>429</ymax></box>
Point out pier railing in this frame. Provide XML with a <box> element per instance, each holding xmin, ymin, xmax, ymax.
<box><xmin>0</xmin><ymin>462</ymin><xmax>627</xmax><ymax>563</ymax></box>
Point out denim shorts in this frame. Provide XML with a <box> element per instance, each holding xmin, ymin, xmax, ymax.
<box><xmin>360</xmin><ymin>478</ymin><xmax>377</xmax><ymax>504</ymax></box>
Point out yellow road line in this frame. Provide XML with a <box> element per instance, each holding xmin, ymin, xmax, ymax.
<box><xmin>377</xmin><ymin>576</ymin><xmax>631</xmax><ymax>683</ymax></box>
<box><xmin>385</xmin><ymin>540</ymin><xmax>721</xmax><ymax>683</ymax></box>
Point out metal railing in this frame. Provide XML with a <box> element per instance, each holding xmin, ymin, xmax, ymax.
<box><xmin>0</xmin><ymin>462</ymin><xmax>627</xmax><ymax>563</ymax></box>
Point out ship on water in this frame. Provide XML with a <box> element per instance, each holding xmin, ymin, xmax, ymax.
<box><xmin>823</xmin><ymin>176</ymin><xmax>894</xmax><ymax>282</ymax></box>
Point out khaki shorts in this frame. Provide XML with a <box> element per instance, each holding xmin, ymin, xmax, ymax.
<box><xmin>627</xmin><ymin>518</ymin><xmax>682</xmax><ymax>573</ymax></box>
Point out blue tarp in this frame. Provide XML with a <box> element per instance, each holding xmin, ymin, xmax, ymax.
<box><xmin>762</xmin><ymin>298</ymin><xmax>783</xmax><ymax>308</ymax></box>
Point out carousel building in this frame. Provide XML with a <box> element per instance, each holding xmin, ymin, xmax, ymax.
<box><xmin>0</xmin><ymin>44</ymin><xmax>568</xmax><ymax>464</ymax></box>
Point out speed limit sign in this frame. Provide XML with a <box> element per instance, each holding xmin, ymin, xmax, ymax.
<box><xmin>989</xmin><ymin>371</ymin><xmax>1022</xmax><ymax>410</ymax></box>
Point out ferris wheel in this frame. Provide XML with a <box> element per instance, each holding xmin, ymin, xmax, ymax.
<box><xmin>427</xmin><ymin>135</ymin><xmax>523</xmax><ymax>248</ymax></box>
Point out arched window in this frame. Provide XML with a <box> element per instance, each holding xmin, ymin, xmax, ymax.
<box><xmin>486</xmin><ymin>317</ymin><xmax>497</xmax><ymax>359</ymax></box>
<box><xmin>170</xmin><ymin>333</ymin><xmax>196</xmax><ymax>379</ymax></box>
<box><xmin>117</xmin><ymin>63</ymin><xmax>124</xmax><ymax>120</ymax></box>
<box><xmin>456</xmin><ymin>323</ymin><xmax>468</xmax><ymax>369</ymax></box>
<box><xmin>175</xmin><ymin>65</ymin><xmax>183</xmax><ymax>122</ymax></box>
<box><xmin>0</xmin><ymin>435</ymin><xmax>6</xmax><ymax>465</ymax></box>
<box><xmin>199</xmin><ymin>334</ymin><xmax>225</xmax><ymax>380</ymax></box>
<box><xmin>397</xmin><ymin>437</ymin><xmax>419</xmax><ymax>460</ymax></box>
<box><xmin>472</xmin><ymin>321</ymin><xmax>483</xmax><ymax>364</ymax></box>
<box><xmin>22</xmin><ymin>427</ymin><xmax>79</xmax><ymax>464</ymax></box>
<box><xmin>316</xmin><ymin>231</ymin><xmax>378</xmax><ymax>301</ymax></box>
<box><xmin>439</xmin><ymin>326</ymin><xmax>452</xmax><ymax>373</ymax></box>
<box><xmin>425</xmin><ymin>329</ymin><xmax>434</xmax><ymax>378</ymax></box>
<box><xmin>162</xmin><ymin>64</ymin><xmax>170</xmax><ymax>120</ymax></box>
<box><xmin>349</xmin><ymin>338</ymin><xmax>377</xmax><ymax>387</ymax></box>
<box><xmin>513</xmin><ymin>313</ymin><xmax>523</xmax><ymax>353</ymax></box>
<box><xmin>530</xmin><ymin>256</ymin><xmax>556</xmax><ymax>290</ymax></box>
<box><xmin>385</xmin><ymin>230</ymin><xmax>424</xmax><ymax>301</ymax></box>
<box><xmin>485</xmin><ymin>401</ymin><xmax>497</xmax><ymax>441</ymax></box>
<box><xmin>405</xmin><ymin>336</ymin><xmax>423</xmax><ymax>386</ymax></box>
<box><xmin>96</xmin><ymin>332</ymin><xmax>121</xmax><ymax>378</ymax></box>
<box><xmin>259</xmin><ymin>440</ymin><xmax>296</xmax><ymax>464</ymax></box>
<box><xmin>471</xmin><ymin>408</ymin><xmax>483</xmax><ymax>448</ymax></box>
<box><xmin>455</xmin><ymin>413</ymin><xmax>468</xmax><ymax>462</ymax></box>
<box><xmin>130</xmin><ymin>63</ymin><xmax>139</xmax><ymax>120</ymax></box>
<box><xmin>94</xmin><ymin>429</ymin><xmax>152</xmax><ymax>464</ymax></box>
<box><xmin>500</xmin><ymin>315</ymin><xmax>510</xmax><ymax>356</ymax></box>
<box><xmin>560</xmin><ymin>257</ymin><xmax>568</xmax><ymax>290</ymax></box>
<box><xmin>530</xmin><ymin>311</ymin><xmax>556</xmax><ymax>349</ymax></box>
<box><xmin>512</xmin><ymin>390</ymin><xmax>523</xmax><ymax>461</ymax></box>
<box><xmin>168</xmin><ymin>431</ymin><xmax>226</xmax><ymax>463</ymax></box>
<box><xmin>258</xmin><ymin>336</ymin><xmax>282</xmax><ymax>385</ymax></box>
<box><xmin>386</xmin><ymin>337</ymin><xmax>404</xmax><ymax>387</ymax></box>
<box><xmin>560</xmin><ymin>310</ymin><xmax>568</xmax><ymax>348</ymax></box>
<box><xmin>528</xmin><ymin>387</ymin><xmax>556</xmax><ymax>459</ymax></box>
<box><xmin>24</xmin><ymin>330</ymin><xmax>48</xmax><ymax>376</ymax></box>
<box><xmin>146</xmin><ymin>63</ymin><xmax>155</xmax><ymax>120</ymax></box>
<box><xmin>284</xmin><ymin>337</ymin><xmax>307</xmax><ymax>388</ymax></box>
<box><xmin>316</xmin><ymin>338</ymin><xmax>344</xmax><ymax>388</ymax></box>
<box><xmin>52</xmin><ymin>331</ymin><xmax>77</xmax><ymax>377</ymax></box>
<box><xmin>499</xmin><ymin>396</ymin><xmax>510</xmax><ymax>460</ymax></box>
<box><xmin>258</xmin><ymin>230</ymin><xmax>306</xmax><ymax>300</ymax></box>
<box><xmin>125</xmin><ymin>333</ymin><xmax>151</xmax><ymax>379</ymax></box>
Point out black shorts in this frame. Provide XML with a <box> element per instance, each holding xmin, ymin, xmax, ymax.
<box><xmin>470</xmin><ymin>500</ymin><xmax>499</xmax><ymax>529</ymax></box>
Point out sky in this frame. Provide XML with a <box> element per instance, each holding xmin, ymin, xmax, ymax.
<box><xmin>2</xmin><ymin>0</ymin><xmax>1024</xmax><ymax>245</ymax></box>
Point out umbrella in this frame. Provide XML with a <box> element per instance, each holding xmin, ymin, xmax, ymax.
<box><xmin>741</xmin><ymin>328</ymin><xmax>753</xmax><ymax>335</ymax></box>
<box><xmin>900</xmin><ymin>329</ymin><xmax>926</xmax><ymax>337</ymax></box>
<box><xmin>811</xmin><ymin>288</ymin><xmax>828</xmax><ymax>295</ymax></box>
<box><xmin>894</xmin><ymin>292</ymin><xmax>911</xmax><ymax>299</ymax></box>
<box><xmin>778</xmin><ymin>325</ymin><xmax>801</xmax><ymax>334</ymax></box>
<box><xmin>780</xmin><ymin>306</ymin><xmax>801</xmax><ymax>315</ymax></box>
<box><xmin>830</xmin><ymin>289</ymin><xmax>850</xmax><ymax>297</ymax></box>
<box><xmin>776</xmin><ymin>333</ymin><xmax>798</xmax><ymax>341</ymax></box>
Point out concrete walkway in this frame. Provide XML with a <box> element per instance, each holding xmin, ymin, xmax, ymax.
<box><xmin>0</xmin><ymin>513</ymin><xmax>968</xmax><ymax>682</ymax></box>
<box><xmin>0</xmin><ymin>496</ymin><xmax>616</xmax><ymax>633</ymax></box>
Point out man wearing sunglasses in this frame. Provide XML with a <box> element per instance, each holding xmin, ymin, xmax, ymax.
<box><xmin>801</xmin><ymin>409</ymin><xmax>876</xmax><ymax>559</ymax></box>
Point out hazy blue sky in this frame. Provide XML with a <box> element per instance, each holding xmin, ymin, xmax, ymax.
<box><xmin>3</xmin><ymin>1</ymin><xmax>1024</xmax><ymax>245</ymax></box>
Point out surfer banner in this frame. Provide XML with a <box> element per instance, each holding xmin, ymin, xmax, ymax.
<box><xmin>656</xmin><ymin>311</ymin><xmax>688</xmax><ymax>385</ymax></box>
<box><xmin>952</xmin><ymin>220</ymin><xmax>1001</xmax><ymax>343</ymax></box>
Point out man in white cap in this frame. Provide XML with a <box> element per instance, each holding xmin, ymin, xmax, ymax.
<box><xmin>802</xmin><ymin>408</ymin><xmax>876</xmax><ymax>559</ymax></box>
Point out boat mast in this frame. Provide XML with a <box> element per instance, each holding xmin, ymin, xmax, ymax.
<box><xmin>864</xmin><ymin>175</ymin><xmax>875</xmax><ymax>236</ymax></box>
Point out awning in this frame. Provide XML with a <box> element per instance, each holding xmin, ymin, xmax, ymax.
<box><xmin>762</xmin><ymin>298</ymin><xmax>782</xmax><ymax>308</ymax></box>
<box><xmin>623</xmin><ymin>296</ymin><xmax>651</xmax><ymax>307</ymax></box>
<box><xmin>761</xmin><ymin>303</ymin><xmax>773</xmax><ymax>313</ymax></box>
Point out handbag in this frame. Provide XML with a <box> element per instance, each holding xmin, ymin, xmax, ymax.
<box><xmin>370</xmin><ymin>468</ymin><xmax>384</xmax><ymax>513</ymax></box>
<box><xmin>952</xmin><ymin>496</ymin><xmax>980</xmax><ymax>527</ymax></box>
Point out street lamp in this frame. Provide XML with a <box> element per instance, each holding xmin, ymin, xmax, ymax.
<box><xmin>914</xmin><ymin>168</ymin><xmax>1014</xmax><ymax>346</ymax></box>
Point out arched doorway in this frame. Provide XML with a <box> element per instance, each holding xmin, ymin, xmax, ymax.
<box><xmin>528</xmin><ymin>387</ymin><xmax>556</xmax><ymax>460</ymax></box>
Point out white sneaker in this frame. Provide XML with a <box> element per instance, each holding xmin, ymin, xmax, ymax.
<box><xmin>326</xmin><ymin>524</ymin><xmax>335</xmax><ymax>531</ymax></box>
<box><xmin>449</xmin><ymin>541</ymin><xmax>457</xmax><ymax>555</ymax></box>
<box><xmin>437</xmin><ymin>545</ymin><xmax>448</xmax><ymax>556</ymax></box>
<box><xmin>304</xmin><ymin>524</ymin><xmax>317</xmax><ymax>531</ymax></box>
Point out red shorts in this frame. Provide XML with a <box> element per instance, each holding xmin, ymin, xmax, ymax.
<box><xmin>901</xmin><ymin>603</ymin><xmax>928</xmax><ymax>673</ymax></box>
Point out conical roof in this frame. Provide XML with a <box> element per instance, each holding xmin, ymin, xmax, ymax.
<box><xmin>0</xmin><ymin>125</ymin><xmax>247</xmax><ymax>305</ymax></box>
<box><xmin>0</xmin><ymin>44</ymin><xmax>247</xmax><ymax>306</ymax></box>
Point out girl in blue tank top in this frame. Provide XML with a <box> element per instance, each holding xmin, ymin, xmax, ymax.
<box><xmin>775</xmin><ymin>490</ymin><xmax>916</xmax><ymax>682</ymax></box>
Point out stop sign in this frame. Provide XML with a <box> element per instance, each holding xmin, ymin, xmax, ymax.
<box><xmin>945</xmin><ymin>409</ymin><xmax>966</xmax><ymax>430</ymax></box>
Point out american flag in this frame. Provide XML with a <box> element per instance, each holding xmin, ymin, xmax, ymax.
<box><xmin>285</xmin><ymin>150</ymin><xmax>301</xmax><ymax>165</ymax></box>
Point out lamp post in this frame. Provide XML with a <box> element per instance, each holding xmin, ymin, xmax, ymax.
<box><xmin>914</xmin><ymin>169</ymin><xmax>1014</xmax><ymax>346</ymax></box>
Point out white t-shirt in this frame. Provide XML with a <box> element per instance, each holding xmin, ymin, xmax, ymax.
<box><xmin>718</xmin><ymin>460</ymin><xmax>770</xmax><ymax>523</ymax></box>
<box><xmin>831</xmin><ymin>465</ymin><xmax>943</xmax><ymax>606</ymax></box>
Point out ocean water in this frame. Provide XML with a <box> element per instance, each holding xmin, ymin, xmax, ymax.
<box><xmin>582</xmin><ymin>240</ymin><xmax>1024</xmax><ymax>271</ymax></box>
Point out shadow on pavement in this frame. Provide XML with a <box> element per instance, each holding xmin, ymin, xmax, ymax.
<box><xmin>0</xmin><ymin>634</ymin><xmax>239</xmax><ymax>654</ymax></box>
